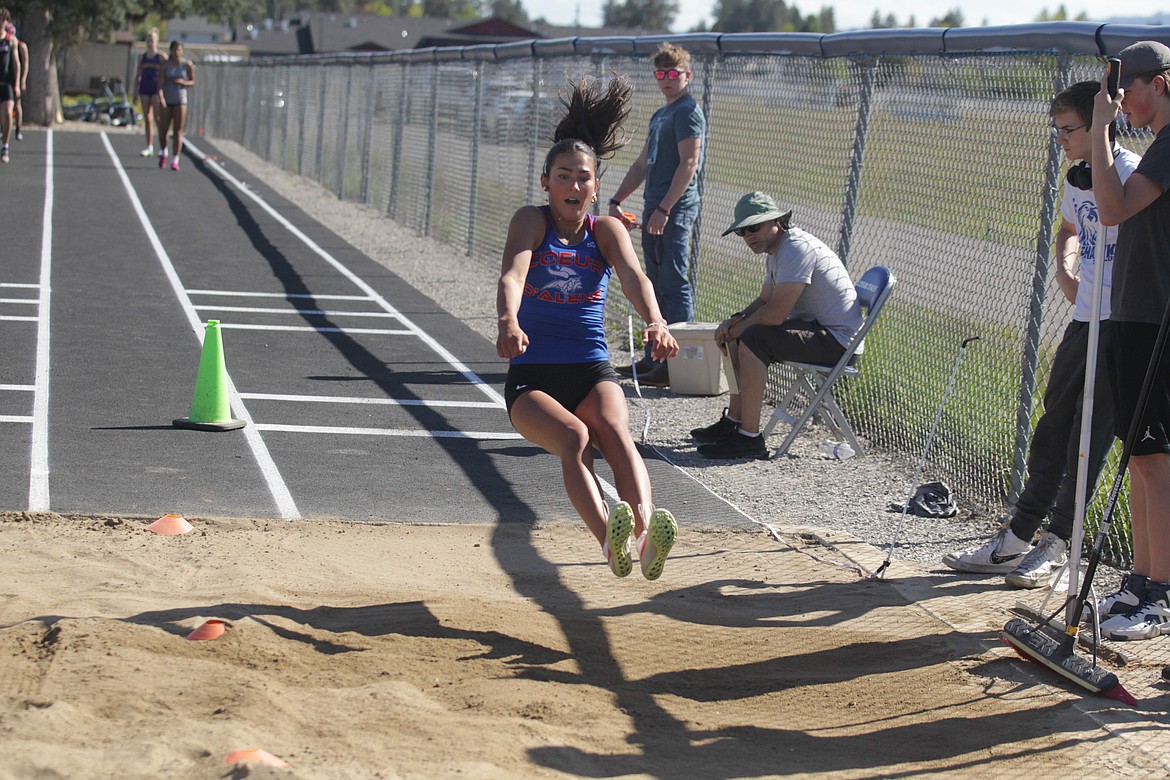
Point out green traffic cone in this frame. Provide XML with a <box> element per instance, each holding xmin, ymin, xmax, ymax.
<box><xmin>173</xmin><ymin>320</ymin><xmax>246</xmax><ymax>431</ymax></box>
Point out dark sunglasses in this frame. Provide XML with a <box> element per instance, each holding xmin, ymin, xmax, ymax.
<box><xmin>654</xmin><ymin>69</ymin><xmax>684</xmax><ymax>80</ymax></box>
<box><xmin>733</xmin><ymin>223</ymin><xmax>765</xmax><ymax>237</ymax></box>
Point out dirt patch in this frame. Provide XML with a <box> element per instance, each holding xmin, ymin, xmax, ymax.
<box><xmin>0</xmin><ymin>512</ymin><xmax>1153</xmax><ymax>778</ymax></box>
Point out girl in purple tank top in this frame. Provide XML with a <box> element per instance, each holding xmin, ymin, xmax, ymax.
<box><xmin>496</xmin><ymin>75</ymin><xmax>681</xmax><ymax>582</ymax></box>
<box><xmin>133</xmin><ymin>28</ymin><xmax>164</xmax><ymax>157</ymax></box>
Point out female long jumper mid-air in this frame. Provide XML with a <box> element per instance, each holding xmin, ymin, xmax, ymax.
<box><xmin>496</xmin><ymin>75</ymin><xmax>681</xmax><ymax>580</ymax></box>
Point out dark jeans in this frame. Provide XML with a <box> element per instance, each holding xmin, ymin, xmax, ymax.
<box><xmin>641</xmin><ymin>203</ymin><xmax>698</xmax><ymax>366</ymax></box>
<box><xmin>1011</xmin><ymin>320</ymin><xmax>1115</xmax><ymax>543</ymax></box>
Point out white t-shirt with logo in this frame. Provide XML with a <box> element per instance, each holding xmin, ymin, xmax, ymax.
<box><xmin>1059</xmin><ymin>148</ymin><xmax>1141</xmax><ymax>322</ymax></box>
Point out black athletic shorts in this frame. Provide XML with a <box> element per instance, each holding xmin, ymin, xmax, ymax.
<box><xmin>1107</xmin><ymin>321</ymin><xmax>1170</xmax><ymax>455</ymax></box>
<box><xmin>739</xmin><ymin>319</ymin><xmax>852</xmax><ymax>367</ymax></box>
<box><xmin>0</xmin><ymin>83</ymin><xmax>13</xmax><ymax>103</ymax></box>
<box><xmin>504</xmin><ymin>361</ymin><xmax>619</xmax><ymax>417</ymax></box>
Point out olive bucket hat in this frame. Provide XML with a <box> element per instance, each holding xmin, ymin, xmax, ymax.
<box><xmin>722</xmin><ymin>191</ymin><xmax>794</xmax><ymax>236</ymax></box>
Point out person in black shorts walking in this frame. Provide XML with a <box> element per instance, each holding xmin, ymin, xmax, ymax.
<box><xmin>0</xmin><ymin>9</ymin><xmax>20</xmax><ymax>164</ymax></box>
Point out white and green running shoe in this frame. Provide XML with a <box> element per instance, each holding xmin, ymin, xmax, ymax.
<box><xmin>605</xmin><ymin>501</ymin><xmax>634</xmax><ymax>578</ymax></box>
<box><xmin>639</xmin><ymin>508</ymin><xmax>678</xmax><ymax>581</ymax></box>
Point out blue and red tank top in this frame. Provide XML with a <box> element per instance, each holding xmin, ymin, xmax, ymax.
<box><xmin>511</xmin><ymin>206</ymin><xmax>612</xmax><ymax>365</ymax></box>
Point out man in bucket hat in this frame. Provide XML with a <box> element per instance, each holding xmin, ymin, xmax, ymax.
<box><xmin>692</xmin><ymin>192</ymin><xmax>862</xmax><ymax>459</ymax></box>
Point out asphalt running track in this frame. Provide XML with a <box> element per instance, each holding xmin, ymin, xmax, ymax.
<box><xmin>0</xmin><ymin>129</ymin><xmax>755</xmax><ymax>532</ymax></box>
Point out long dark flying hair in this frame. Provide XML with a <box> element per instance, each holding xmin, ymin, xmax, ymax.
<box><xmin>542</xmin><ymin>74</ymin><xmax>634</xmax><ymax>176</ymax></box>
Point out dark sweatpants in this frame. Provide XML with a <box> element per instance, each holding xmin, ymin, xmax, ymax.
<box><xmin>1010</xmin><ymin>320</ymin><xmax>1115</xmax><ymax>543</ymax></box>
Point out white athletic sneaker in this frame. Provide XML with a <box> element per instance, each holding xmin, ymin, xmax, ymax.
<box><xmin>1095</xmin><ymin>572</ymin><xmax>1149</xmax><ymax>618</ymax></box>
<box><xmin>140</xmin><ymin>146</ymin><xmax>155</xmax><ymax>157</ymax></box>
<box><xmin>1005</xmin><ymin>531</ymin><xmax>1068</xmax><ymax>589</ymax></box>
<box><xmin>942</xmin><ymin>526</ymin><xmax>1031</xmax><ymax>573</ymax></box>
<box><xmin>604</xmin><ymin>502</ymin><xmax>634</xmax><ymax>578</ymax></box>
<box><xmin>1101</xmin><ymin>582</ymin><xmax>1170</xmax><ymax>641</ymax></box>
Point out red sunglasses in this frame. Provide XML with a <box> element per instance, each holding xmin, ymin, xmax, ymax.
<box><xmin>654</xmin><ymin>69</ymin><xmax>685</xmax><ymax>81</ymax></box>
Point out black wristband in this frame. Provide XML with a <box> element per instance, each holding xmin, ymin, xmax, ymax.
<box><xmin>609</xmin><ymin>198</ymin><xmax>622</xmax><ymax>207</ymax></box>
<box><xmin>656</xmin><ymin>205</ymin><xmax>670</xmax><ymax>217</ymax></box>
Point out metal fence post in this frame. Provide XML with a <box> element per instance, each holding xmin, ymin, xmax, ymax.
<box><xmin>389</xmin><ymin>62</ymin><xmax>408</xmax><ymax>219</ymax></box>
<box><xmin>281</xmin><ymin>61</ymin><xmax>292</xmax><ymax>171</ymax></box>
<box><xmin>836</xmin><ymin>56</ymin><xmax>877</xmax><ymax>269</ymax></box>
<box><xmin>315</xmin><ymin>64</ymin><xmax>329</xmax><ymax>181</ymax></box>
<box><xmin>1010</xmin><ymin>54</ymin><xmax>1075</xmax><ymax>504</ymax></box>
<box><xmin>424</xmin><ymin>63</ymin><xmax>439</xmax><ymax>237</ymax></box>
<box><xmin>525</xmin><ymin>59</ymin><xmax>541</xmax><ymax>206</ymax></box>
<box><xmin>338</xmin><ymin>60</ymin><xmax>354</xmax><ymax>197</ymax></box>
<box><xmin>690</xmin><ymin>53</ymin><xmax>716</xmax><ymax>291</ymax></box>
<box><xmin>361</xmin><ymin>58</ymin><xmax>376</xmax><ymax>205</ymax></box>
<box><xmin>296</xmin><ymin>64</ymin><xmax>308</xmax><ymax>176</ymax></box>
<box><xmin>468</xmin><ymin>61</ymin><xmax>486</xmax><ymax>256</ymax></box>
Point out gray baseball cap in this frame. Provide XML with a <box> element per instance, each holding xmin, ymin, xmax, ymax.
<box><xmin>722</xmin><ymin>191</ymin><xmax>794</xmax><ymax>236</ymax></box>
<box><xmin>1118</xmin><ymin>40</ymin><xmax>1170</xmax><ymax>88</ymax></box>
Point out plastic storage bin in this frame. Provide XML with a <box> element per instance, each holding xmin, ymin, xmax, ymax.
<box><xmin>666</xmin><ymin>322</ymin><xmax>736</xmax><ymax>396</ymax></box>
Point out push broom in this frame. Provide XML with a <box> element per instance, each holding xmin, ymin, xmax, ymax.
<box><xmin>1001</xmin><ymin>57</ymin><xmax>1139</xmax><ymax>705</ymax></box>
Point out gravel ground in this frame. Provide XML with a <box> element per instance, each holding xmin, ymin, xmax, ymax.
<box><xmin>209</xmin><ymin>136</ymin><xmax>1025</xmax><ymax>569</ymax></box>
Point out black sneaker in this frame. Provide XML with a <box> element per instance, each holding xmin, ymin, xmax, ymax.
<box><xmin>636</xmin><ymin>364</ymin><xmax>670</xmax><ymax>387</ymax></box>
<box><xmin>691</xmin><ymin>409</ymin><xmax>738</xmax><ymax>443</ymax></box>
<box><xmin>614</xmin><ymin>359</ymin><xmax>652</xmax><ymax>378</ymax></box>
<box><xmin>698</xmin><ymin>430</ymin><xmax>768</xmax><ymax>460</ymax></box>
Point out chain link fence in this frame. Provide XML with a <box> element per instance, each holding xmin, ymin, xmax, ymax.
<box><xmin>191</xmin><ymin>24</ymin><xmax>1170</xmax><ymax>568</ymax></box>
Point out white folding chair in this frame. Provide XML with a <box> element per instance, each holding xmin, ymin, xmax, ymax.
<box><xmin>762</xmin><ymin>266</ymin><xmax>896</xmax><ymax>458</ymax></box>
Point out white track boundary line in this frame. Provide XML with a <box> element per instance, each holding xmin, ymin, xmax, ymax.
<box><xmin>255</xmin><ymin>423</ymin><xmax>522</xmax><ymax>439</ymax></box>
<box><xmin>1</xmin><ymin>283</ymin><xmax>40</xmax><ymax>288</ymax></box>
<box><xmin>2</xmin><ymin>416</ymin><xmax>34</xmax><ymax>424</ymax></box>
<box><xmin>28</xmin><ymin>131</ymin><xmax>53</xmax><ymax>511</ymax></box>
<box><xmin>1</xmin><ymin>384</ymin><xmax>35</xmax><ymax>392</ymax></box>
<box><xmin>185</xmin><ymin>141</ymin><xmax>505</xmax><ymax>409</ymax></box>
<box><xmin>100</xmin><ymin>133</ymin><xmax>300</xmax><ymax>520</ymax></box>
<box><xmin>239</xmin><ymin>392</ymin><xmax>500</xmax><ymax>408</ymax></box>
<box><xmin>219</xmin><ymin>323</ymin><xmax>411</xmax><ymax>335</ymax></box>
<box><xmin>1</xmin><ymin>315</ymin><xmax>38</xmax><ymax>322</ymax></box>
<box><xmin>192</xmin><ymin>305</ymin><xmax>398</xmax><ymax>317</ymax></box>
<box><xmin>0</xmin><ymin>298</ymin><xmax>38</xmax><ymax>305</ymax></box>
<box><xmin>188</xmin><ymin>289</ymin><xmax>372</xmax><ymax>301</ymax></box>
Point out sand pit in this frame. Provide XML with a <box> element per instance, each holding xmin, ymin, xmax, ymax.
<box><xmin>0</xmin><ymin>511</ymin><xmax>1155</xmax><ymax>778</ymax></box>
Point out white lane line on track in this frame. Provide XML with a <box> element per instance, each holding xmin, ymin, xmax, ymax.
<box><xmin>184</xmin><ymin>141</ymin><xmax>506</xmax><ymax>409</ymax></box>
<box><xmin>188</xmin><ymin>290</ymin><xmax>373</xmax><ymax>301</ymax></box>
<box><xmin>100</xmin><ymin>133</ymin><xmax>300</xmax><ymax>521</ymax></box>
<box><xmin>219</xmin><ymin>323</ymin><xmax>412</xmax><ymax>335</ymax></box>
<box><xmin>1</xmin><ymin>283</ymin><xmax>40</xmax><ymax>288</ymax></box>
<box><xmin>28</xmin><ymin>131</ymin><xmax>53</xmax><ymax>511</ymax></box>
<box><xmin>1</xmin><ymin>316</ymin><xmax>38</xmax><ymax>322</ymax></box>
<box><xmin>192</xmin><ymin>305</ymin><xmax>397</xmax><ymax>317</ymax></box>
<box><xmin>0</xmin><ymin>298</ymin><xmax>39</xmax><ymax>304</ymax></box>
<box><xmin>1</xmin><ymin>384</ymin><xmax>35</xmax><ymax>392</ymax></box>
<box><xmin>239</xmin><ymin>392</ymin><xmax>500</xmax><ymax>408</ymax></box>
<box><xmin>255</xmin><ymin>423</ymin><xmax>522</xmax><ymax>439</ymax></box>
<box><xmin>1</xmin><ymin>416</ymin><xmax>35</xmax><ymax>424</ymax></box>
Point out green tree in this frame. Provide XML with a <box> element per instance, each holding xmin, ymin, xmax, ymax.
<box><xmin>928</xmin><ymin>7</ymin><xmax>963</xmax><ymax>27</ymax></box>
<box><xmin>602</xmin><ymin>0</ymin><xmax>679</xmax><ymax>31</ymax></box>
<box><xmin>713</xmin><ymin>0</ymin><xmax>831</xmax><ymax>33</ymax></box>
<box><xmin>489</xmin><ymin>0</ymin><xmax>528</xmax><ymax>23</ymax></box>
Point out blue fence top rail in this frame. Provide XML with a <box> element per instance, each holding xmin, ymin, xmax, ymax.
<box><xmin>239</xmin><ymin>22</ymin><xmax>1170</xmax><ymax>66</ymax></box>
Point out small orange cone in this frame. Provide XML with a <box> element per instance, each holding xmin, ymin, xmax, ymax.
<box><xmin>224</xmin><ymin>749</ymin><xmax>289</xmax><ymax>768</ymax></box>
<box><xmin>173</xmin><ymin>320</ymin><xmax>246</xmax><ymax>432</ymax></box>
<box><xmin>147</xmin><ymin>514</ymin><xmax>193</xmax><ymax>535</ymax></box>
<box><xmin>187</xmin><ymin>619</ymin><xmax>228</xmax><ymax>641</ymax></box>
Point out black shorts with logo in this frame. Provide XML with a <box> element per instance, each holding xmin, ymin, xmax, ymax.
<box><xmin>1107</xmin><ymin>321</ymin><xmax>1170</xmax><ymax>455</ymax></box>
<box><xmin>505</xmin><ymin>361</ymin><xmax>619</xmax><ymax>417</ymax></box>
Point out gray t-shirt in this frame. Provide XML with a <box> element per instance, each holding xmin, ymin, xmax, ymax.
<box><xmin>643</xmin><ymin>94</ymin><xmax>705</xmax><ymax>211</ymax></box>
<box><xmin>766</xmin><ymin>227</ymin><xmax>863</xmax><ymax>350</ymax></box>
<box><xmin>1112</xmin><ymin>125</ymin><xmax>1170</xmax><ymax>324</ymax></box>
